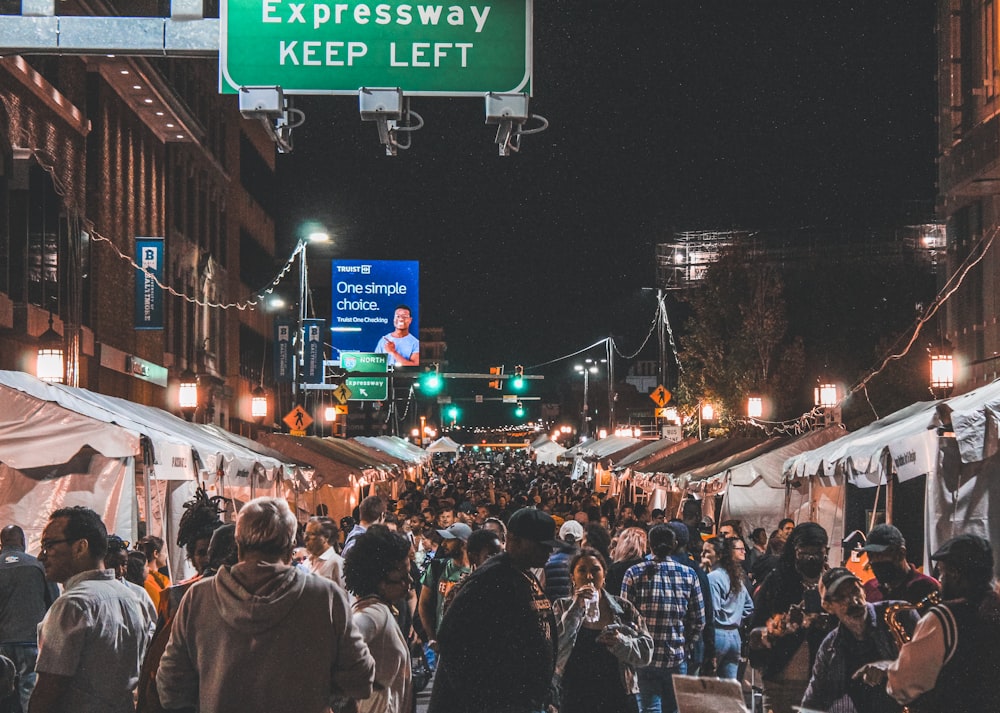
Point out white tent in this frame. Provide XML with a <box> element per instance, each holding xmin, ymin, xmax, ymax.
<box><xmin>783</xmin><ymin>381</ymin><xmax>1000</xmax><ymax>573</ymax></box>
<box><xmin>425</xmin><ymin>436</ymin><xmax>461</xmax><ymax>453</ymax></box>
<box><xmin>0</xmin><ymin>370</ymin><xmax>296</xmax><ymax>578</ymax></box>
<box><xmin>528</xmin><ymin>434</ymin><xmax>566</xmax><ymax>465</ymax></box>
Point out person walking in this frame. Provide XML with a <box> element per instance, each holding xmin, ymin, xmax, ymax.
<box><xmin>0</xmin><ymin>525</ymin><xmax>58</xmax><ymax>713</ymax></box>
<box><xmin>621</xmin><ymin>524</ymin><xmax>705</xmax><ymax>713</ymax></box>
<box><xmin>156</xmin><ymin>497</ymin><xmax>375</xmax><ymax>713</ymax></box>
<box><xmin>706</xmin><ymin>537</ymin><xmax>753</xmax><ymax>680</ymax></box>
<box><xmin>32</xmin><ymin>507</ymin><xmax>155</xmax><ymax>713</ymax></box>
<box><xmin>427</xmin><ymin>508</ymin><xmax>559</xmax><ymax>713</ymax></box>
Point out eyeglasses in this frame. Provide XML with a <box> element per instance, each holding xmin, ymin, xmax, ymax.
<box><xmin>731</xmin><ymin>545</ymin><xmax>746</xmax><ymax>551</ymax></box>
<box><xmin>40</xmin><ymin>538</ymin><xmax>76</xmax><ymax>553</ymax></box>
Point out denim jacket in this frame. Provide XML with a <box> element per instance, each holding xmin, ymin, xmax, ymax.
<box><xmin>552</xmin><ymin>590</ymin><xmax>654</xmax><ymax>697</ymax></box>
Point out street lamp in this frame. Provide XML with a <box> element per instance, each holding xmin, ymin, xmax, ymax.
<box><xmin>294</xmin><ymin>230</ymin><xmax>331</xmax><ymax>399</ymax></box>
<box><xmin>574</xmin><ymin>360</ymin><xmax>599</xmax><ymax>438</ymax></box>
<box><xmin>36</xmin><ymin>312</ymin><xmax>64</xmax><ymax>384</ymax></box>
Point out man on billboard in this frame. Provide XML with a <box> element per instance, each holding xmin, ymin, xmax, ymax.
<box><xmin>375</xmin><ymin>304</ymin><xmax>420</xmax><ymax>366</ymax></box>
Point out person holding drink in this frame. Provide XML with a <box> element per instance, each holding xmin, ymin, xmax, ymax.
<box><xmin>552</xmin><ymin>547</ymin><xmax>654</xmax><ymax>713</ymax></box>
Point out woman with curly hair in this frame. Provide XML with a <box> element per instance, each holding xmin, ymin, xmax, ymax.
<box><xmin>705</xmin><ymin>536</ymin><xmax>754</xmax><ymax>679</ymax></box>
<box><xmin>605</xmin><ymin>527</ymin><xmax>648</xmax><ymax>595</ymax></box>
<box><xmin>553</xmin><ymin>547</ymin><xmax>653</xmax><ymax>713</ymax></box>
<box><xmin>344</xmin><ymin>527</ymin><xmax>413</xmax><ymax>713</ymax></box>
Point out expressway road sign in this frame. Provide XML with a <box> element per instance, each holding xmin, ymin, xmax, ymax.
<box><xmin>346</xmin><ymin>375</ymin><xmax>388</xmax><ymax>401</ymax></box>
<box><xmin>220</xmin><ymin>0</ymin><xmax>533</xmax><ymax>96</ymax></box>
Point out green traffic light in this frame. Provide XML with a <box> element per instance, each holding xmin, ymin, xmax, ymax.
<box><xmin>446</xmin><ymin>405</ymin><xmax>460</xmax><ymax>421</ymax></box>
<box><xmin>510</xmin><ymin>375</ymin><xmax>525</xmax><ymax>391</ymax></box>
<box><xmin>514</xmin><ymin>403</ymin><xmax>525</xmax><ymax>418</ymax></box>
<box><xmin>420</xmin><ymin>371</ymin><xmax>442</xmax><ymax>395</ymax></box>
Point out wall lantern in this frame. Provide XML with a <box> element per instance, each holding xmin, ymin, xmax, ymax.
<box><xmin>178</xmin><ymin>369</ymin><xmax>199</xmax><ymax>420</ymax></box>
<box><xmin>747</xmin><ymin>396</ymin><xmax>763</xmax><ymax>419</ymax></box>
<box><xmin>814</xmin><ymin>382</ymin><xmax>839</xmax><ymax>409</ymax></box>
<box><xmin>36</xmin><ymin>313</ymin><xmax>64</xmax><ymax>384</ymax></box>
<box><xmin>928</xmin><ymin>339</ymin><xmax>955</xmax><ymax>398</ymax></box>
<box><xmin>251</xmin><ymin>386</ymin><xmax>268</xmax><ymax>422</ymax></box>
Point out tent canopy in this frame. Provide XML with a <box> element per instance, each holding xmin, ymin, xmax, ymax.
<box><xmin>632</xmin><ymin>436</ymin><xmax>767</xmax><ymax>483</ymax></box>
<box><xmin>561</xmin><ymin>436</ymin><xmax>641</xmax><ymax>462</ymax></box>
<box><xmin>355</xmin><ymin>436</ymin><xmax>430</xmax><ymax>465</ymax></box>
<box><xmin>614</xmin><ymin>437</ymin><xmax>699</xmax><ymax>472</ymax></box>
<box><xmin>425</xmin><ymin>436</ymin><xmax>461</xmax><ymax>453</ymax></box>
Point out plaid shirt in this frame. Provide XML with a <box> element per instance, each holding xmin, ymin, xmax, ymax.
<box><xmin>621</xmin><ymin>556</ymin><xmax>705</xmax><ymax>670</ymax></box>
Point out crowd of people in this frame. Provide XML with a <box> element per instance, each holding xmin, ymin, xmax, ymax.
<box><xmin>0</xmin><ymin>451</ymin><xmax>997</xmax><ymax>713</ymax></box>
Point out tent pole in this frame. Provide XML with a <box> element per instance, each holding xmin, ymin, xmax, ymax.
<box><xmin>884</xmin><ymin>452</ymin><xmax>895</xmax><ymax>525</ymax></box>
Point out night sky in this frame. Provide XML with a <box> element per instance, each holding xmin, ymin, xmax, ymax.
<box><xmin>276</xmin><ymin>2</ymin><xmax>938</xmax><ymax>379</ymax></box>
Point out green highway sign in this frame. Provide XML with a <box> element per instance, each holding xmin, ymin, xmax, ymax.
<box><xmin>220</xmin><ymin>0</ymin><xmax>533</xmax><ymax>96</ymax></box>
<box><xmin>340</xmin><ymin>351</ymin><xmax>388</xmax><ymax>400</ymax></box>
<box><xmin>345</xmin><ymin>375</ymin><xmax>388</xmax><ymax>401</ymax></box>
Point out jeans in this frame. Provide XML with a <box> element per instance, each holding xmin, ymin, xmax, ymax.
<box><xmin>0</xmin><ymin>644</ymin><xmax>38</xmax><ymax>713</ymax></box>
<box><xmin>637</xmin><ymin>662</ymin><xmax>686</xmax><ymax>713</ymax></box>
<box><xmin>714</xmin><ymin>628</ymin><xmax>742</xmax><ymax>680</ymax></box>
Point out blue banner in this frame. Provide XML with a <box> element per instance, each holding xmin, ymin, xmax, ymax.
<box><xmin>303</xmin><ymin>318</ymin><xmax>325</xmax><ymax>383</ymax></box>
<box><xmin>134</xmin><ymin>238</ymin><xmax>164</xmax><ymax>330</ymax></box>
<box><xmin>274</xmin><ymin>320</ymin><xmax>294</xmax><ymax>383</ymax></box>
<box><xmin>330</xmin><ymin>260</ymin><xmax>420</xmax><ymax>367</ymax></box>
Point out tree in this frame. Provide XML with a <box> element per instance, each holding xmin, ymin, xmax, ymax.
<box><xmin>680</xmin><ymin>245</ymin><xmax>804</xmax><ymax>422</ymax></box>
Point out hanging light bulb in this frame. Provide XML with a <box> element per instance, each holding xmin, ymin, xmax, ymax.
<box><xmin>251</xmin><ymin>386</ymin><xmax>268</xmax><ymax>421</ymax></box>
<box><xmin>36</xmin><ymin>313</ymin><xmax>64</xmax><ymax>384</ymax></box>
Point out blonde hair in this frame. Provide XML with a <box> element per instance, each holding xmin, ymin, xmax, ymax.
<box><xmin>236</xmin><ymin>497</ymin><xmax>296</xmax><ymax>557</ymax></box>
<box><xmin>612</xmin><ymin>526</ymin><xmax>648</xmax><ymax>562</ymax></box>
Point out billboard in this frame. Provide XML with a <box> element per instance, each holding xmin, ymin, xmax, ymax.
<box><xmin>331</xmin><ymin>260</ymin><xmax>419</xmax><ymax>366</ymax></box>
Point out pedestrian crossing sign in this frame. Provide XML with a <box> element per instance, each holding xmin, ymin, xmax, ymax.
<box><xmin>283</xmin><ymin>405</ymin><xmax>313</xmax><ymax>432</ymax></box>
<box><xmin>650</xmin><ymin>385</ymin><xmax>671</xmax><ymax>407</ymax></box>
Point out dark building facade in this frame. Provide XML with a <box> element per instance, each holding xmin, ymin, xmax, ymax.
<box><xmin>0</xmin><ymin>1</ymin><xmax>279</xmax><ymax>432</ymax></box>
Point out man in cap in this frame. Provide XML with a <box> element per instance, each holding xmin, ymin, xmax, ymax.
<box><xmin>801</xmin><ymin>567</ymin><xmax>918</xmax><ymax>713</ymax></box>
<box><xmin>857</xmin><ymin>533</ymin><xmax>1000</xmax><ymax>713</ymax></box>
<box><xmin>542</xmin><ymin>520</ymin><xmax>583</xmax><ymax>602</ymax></box>
<box><xmin>427</xmin><ymin>508</ymin><xmax>558</xmax><ymax>713</ymax></box>
<box><xmin>860</xmin><ymin>524</ymin><xmax>940</xmax><ymax>605</ymax></box>
<box><xmin>418</xmin><ymin>522</ymin><xmax>472</xmax><ymax>647</ymax></box>
<box><xmin>666</xmin><ymin>520</ymin><xmax>716</xmax><ymax>676</ymax></box>
<box><xmin>749</xmin><ymin>522</ymin><xmax>836</xmax><ymax>713</ymax></box>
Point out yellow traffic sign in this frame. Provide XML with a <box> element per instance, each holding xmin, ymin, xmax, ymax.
<box><xmin>655</xmin><ymin>407</ymin><xmax>669</xmax><ymax>418</ymax></box>
<box><xmin>283</xmin><ymin>405</ymin><xmax>313</xmax><ymax>432</ymax></box>
<box><xmin>333</xmin><ymin>404</ymin><xmax>349</xmax><ymax>415</ymax></box>
<box><xmin>650</xmin><ymin>385</ymin><xmax>671</xmax><ymax>407</ymax></box>
<box><xmin>333</xmin><ymin>383</ymin><xmax>352</xmax><ymax>405</ymax></box>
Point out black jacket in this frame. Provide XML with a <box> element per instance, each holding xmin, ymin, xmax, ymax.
<box><xmin>429</xmin><ymin>553</ymin><xmax>557</xmax><ymax>713</ymax></box>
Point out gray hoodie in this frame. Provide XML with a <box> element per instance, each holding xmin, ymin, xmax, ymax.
<box><xmin>157</xmin><ymin>560</ymin><xmax>374</xmax><ymax>713</ymax></box>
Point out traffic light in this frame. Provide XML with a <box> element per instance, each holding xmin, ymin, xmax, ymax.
<box><xmin>510</xmin><ymin>365</ymin><xmax>525</xmax><ymax>392</ymax></box>
<box><xmin>488</xmin><ymin>365</ymin><xmax>503</xmax><ymax>390</ymax></box>
<box><xmin>514</xmin><ymin>401</ymin><xmax>525</xmax><ymax>418</ymax></box>
<box><xmin>445</xmin><ymin>404</ymin><xmax>460</xmax><ymax>422</ymax></box>
<box><xmin>419</xmin><ymin>364</ymin><xmax>443</xmax><ymax>395</ymax></box>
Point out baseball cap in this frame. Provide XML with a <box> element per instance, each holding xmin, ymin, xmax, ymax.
<box><xmin>860</xmin><ymin>524</ymin><xmax>905</xmax><ymax>554</ymax></box>
<box><xmin>558</xmin><ymin>520</ymin><xmax>584</xmax><ymax>543</ymax></box>
<box><xmin>507</xmin><ymin>508</ymin><xmax>559</xmax><ymax>547</ymax></box>
<box><xmin>930</xmin><ymin>533</ymin><xmax>993</xmax><ymax>572</ymax></box>
<box><xmin>665</xmin><ymin>520</ymin><xmax>691</xmax><ymax>547</ymax></box>
<box><xmin>819</xmin><ymin>567</ymin><xmax>861</xmax><ymax>601</ymax></box>
<box><xmin>436</xmin><ymin>523</ymin><xmax>473</xmax><ymax>542</ymax></box>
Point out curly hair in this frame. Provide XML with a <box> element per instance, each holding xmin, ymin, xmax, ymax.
<box><xmin>177</xmin><ymin>487</ymin><xmax>226</xmax><ymax>562</ymax></box>
<box><xmin>343</xmin><ymin>528</ymin><xmax>411</xmax><ymax>597</ymax></box>
<box><xmin>711</xmin><ymin>537</ymin><xmax>745</xmax><ymax>598</ymax></box>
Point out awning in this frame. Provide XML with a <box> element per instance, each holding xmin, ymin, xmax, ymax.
<box><xmin>630</xmin><ymin>437</ymin><xmax>768</xmax><ymax>490</ymax></box>
<box><xmin>355</xmin><ymin>436</ymin><xmax>430</xmax><ymax>465</ymax></box>
<box><xmin>561</xmin><ymin>436</ymin><xmax>642</xmax><ymax>462</ymax></box>
<box><xmin>0</xmin><ymin>370</ymin><xmax>291</xmax><ymax>481</ymax></box>
<box><xmin>258</xmin><ymin>434</ymin><xmax>364</xmax><ymax>489</ymax></box>
<box><xmin>614</xmin><ymin>437</ymin><xmax>700</xmax><ymax>473</ymax></box>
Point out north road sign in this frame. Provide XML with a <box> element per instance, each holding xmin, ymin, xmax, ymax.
<box><xmin>220</xmin><ymin>0</ymin><xmax>533</xmax><ymax>96</ymax></box>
